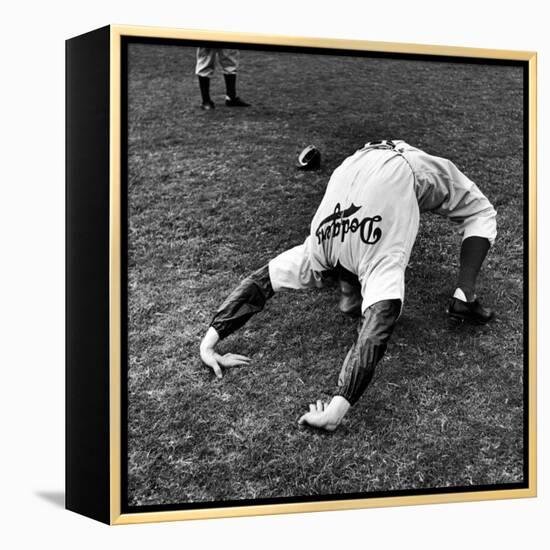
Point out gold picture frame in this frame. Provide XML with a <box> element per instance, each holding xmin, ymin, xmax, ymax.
<box><xmin>66</xmin><ymin>24</ymin><xmax>537</xmax><ymax>525</ymax></box>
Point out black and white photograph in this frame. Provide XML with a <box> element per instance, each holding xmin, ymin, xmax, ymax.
<box><xmin>124</xmin><ymin>38</ymin><xmax>529</xmax><ymax>510</ymax></box>
<box><xmin>6</xmin><ymin>0</ymin><xmax>550</xmax><ymax>546</ymax></box>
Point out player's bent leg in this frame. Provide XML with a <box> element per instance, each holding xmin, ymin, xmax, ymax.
<box><xmin>457</xmin><ymin>235</ymin><xmax>490</xmax><ymax>300</ymax></box>
<box><xmin>447</xmin><ymin>236</ymin><xmax>494</xmax><ymax>325</ymax></box>
<box><xmin>443</xmin><ymin>174</ymin><xmax>496</xmax><ymax>325</ymax></box>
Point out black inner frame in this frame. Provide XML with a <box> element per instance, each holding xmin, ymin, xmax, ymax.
<box><xmin>119</xmin><ymin>35</ymin><xmax>530</xmax><ymax>515</ymax></box>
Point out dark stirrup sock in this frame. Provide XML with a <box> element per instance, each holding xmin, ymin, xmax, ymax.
<box><xmin>223</xmin><ymin>73</ymin><xmax>237</xmax><ymax>99</ymax></box>
<box><xmin>457</xmin><ymin>236</ymin><xmax>491</xmax><ymax>301</ymax></box>
<box><xmin>198</xmin><ymin>76</ymin><xmax>212</xmax><ymax>103</ymax></box>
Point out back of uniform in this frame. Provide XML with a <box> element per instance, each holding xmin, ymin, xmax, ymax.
<box><xmin>268</xmin><ymin>140</ymin><xmax>496</xmax><ymax>315</ymax></box>
<box><xmin>309</xmin><ymin>143</ymin><xmax>420</xmax><ymax>312</ymax></box>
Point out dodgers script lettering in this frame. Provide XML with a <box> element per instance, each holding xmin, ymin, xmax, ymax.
<box><xmin>315</xmin><ymin>203</ymin><xmax>382</xmax><ymax>246</ymax></box>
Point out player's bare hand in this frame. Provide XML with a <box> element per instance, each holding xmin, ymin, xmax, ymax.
<box><xmin>200</xmin><ymin>327</ymin><xmax>224</xmax><ymax>379</ymax></box>
<box><xmin>200</xmin><ymin>348</ymin><xmax>224</xmax><ymax>379</ymax></box>
<box><xmin>200</xmin><ymin>328</ymin><xmax>252</xmax><ymax>378</ymax></box>
<box><xmin>201</xmin><ymin>352</ymin><xmax>251</xmax><ymax>378</ymax></box>
<box><xmin>298</xmin><ymin>400</ymin><xmax>337</xmax><ymax>431</ymax></box>
<box><xmin>298</xmin><ymin>396</ymin><xmax>351</xmax><ymax>432</ymax></box>
<box><xmin>217</xmin><ymin>353</ymin><xmax>252</xmax><ymax>368</ymax></box>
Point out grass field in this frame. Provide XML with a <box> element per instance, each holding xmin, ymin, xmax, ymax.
<box><xmin>126</xmin><ymin>44</ymin><xmax>525</xmax><ymax>506</ymax></box>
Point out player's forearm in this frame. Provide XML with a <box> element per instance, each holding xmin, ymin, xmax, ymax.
<box><xmin>210</xmin><ymin>264</ymin><xmax>274</xmax><ymax>339</ymax></box>
<box><xmin>336</xmin><ymin>299</ymin><xmax>401</xmax><ymax>405</ymax></box>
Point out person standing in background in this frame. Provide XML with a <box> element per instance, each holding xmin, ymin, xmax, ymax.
<box><xmin>195</xmin><ymin>48</ymin><xmax>251</xmax><ymax>110</ymax></box>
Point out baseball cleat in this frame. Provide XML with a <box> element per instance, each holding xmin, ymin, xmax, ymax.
<box><xmin>225</xmin><ymin>96</ymin><xmax>250</xmax><ymax>107</ymax></box>
<box><xmin>200</xmin><ymin>100</ymin><xmax>215</xmax><ymax>110</ymax></box>
<box><xmin>447</xmin><ymin>297</ymin><xmax>494</xmax><ymax>325</ymax></box>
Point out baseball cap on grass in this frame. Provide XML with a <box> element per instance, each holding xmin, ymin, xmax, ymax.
<box><xmin>297</xmin><ymin>145</ymin><xmax>321</xmax><ymax>170</ymax></box>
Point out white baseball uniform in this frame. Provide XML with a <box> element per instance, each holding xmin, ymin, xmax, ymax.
<box><xmin>269</xmin><ymin>140</ymin><xmax>497</xmax><ymax>314</ymax></box>
<box><xmin>195</xmin><ymin>48</ymin><xmax>239</xmax><ymax>78</ymax></box>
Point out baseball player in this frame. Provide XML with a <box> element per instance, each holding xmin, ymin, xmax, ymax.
<box><xmin>195</xmin><ymin>48</ymin><xmax>250</xmax><ymax>110</ymax></box>
<box><xmin>200</xmin><ymin>140</ymin><xmax>497</xmax><ymax>432</ymax></box>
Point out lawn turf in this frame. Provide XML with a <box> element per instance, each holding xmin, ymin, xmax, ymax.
<box><xmin>126</xmin><ymin>44</ymin><xmax>525</xmax><ymax>506</ymax></box>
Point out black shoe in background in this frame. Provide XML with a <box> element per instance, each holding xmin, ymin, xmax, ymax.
<box><xmin>201</xmin><ymin>100</ymin><xmax>215</xmax><ymax>110</ymax></box>
<box><xmin>225</xmin><ymin>96</ymin><xmax>250</xmax><ymax>107</ymax></box>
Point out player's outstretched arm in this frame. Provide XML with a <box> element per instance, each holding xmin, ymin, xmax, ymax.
<box><xmin>200</xmin><ymin>264</ymin><xmax>273</xmax><ymax>378</ymax></box>
<box><xmin>336</xmin><ymin>299</ymin><xmax>401</xmax><ymax>406</ymax></box>
<box><xmin>299</xmin><ymin>299</ymin><xmax>401</xmax><ymax>432</ymax></box>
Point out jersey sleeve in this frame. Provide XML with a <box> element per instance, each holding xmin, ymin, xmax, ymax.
<box><xmin>210</xmin><ymin>264</ymin><xmax>274</xmax><ymax>339</ymax></box>
<box><xmin>211</xmin><ymin>236</ymin><xmax>331</xmax><ymax>339</ymax></box>
<box><xmin>268</xmin><ymin>237</ymin><xmax>326</xmax><ymax>292</ymax></box>
<box><xmin>336</xmin><ymin>299</ymin><xmax>401</xmax><ymax>405</ymax></box>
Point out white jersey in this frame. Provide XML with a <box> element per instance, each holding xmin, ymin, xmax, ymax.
<box><xmin>269</xmin><ymin>141</ymin><xmax>497</xmax><ymax>313</ymax></box>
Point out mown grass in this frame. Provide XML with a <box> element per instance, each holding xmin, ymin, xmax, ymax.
<box><xmin>126</xmin><ymin>44</ymin><xmax>524</xmax><ymax>506</ymax></box>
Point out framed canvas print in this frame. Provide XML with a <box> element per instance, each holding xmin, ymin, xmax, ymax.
<box><xmin>66</xmin><ymin>25</ymin><xmax>537</xmax><ymax>525</ymax></box>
